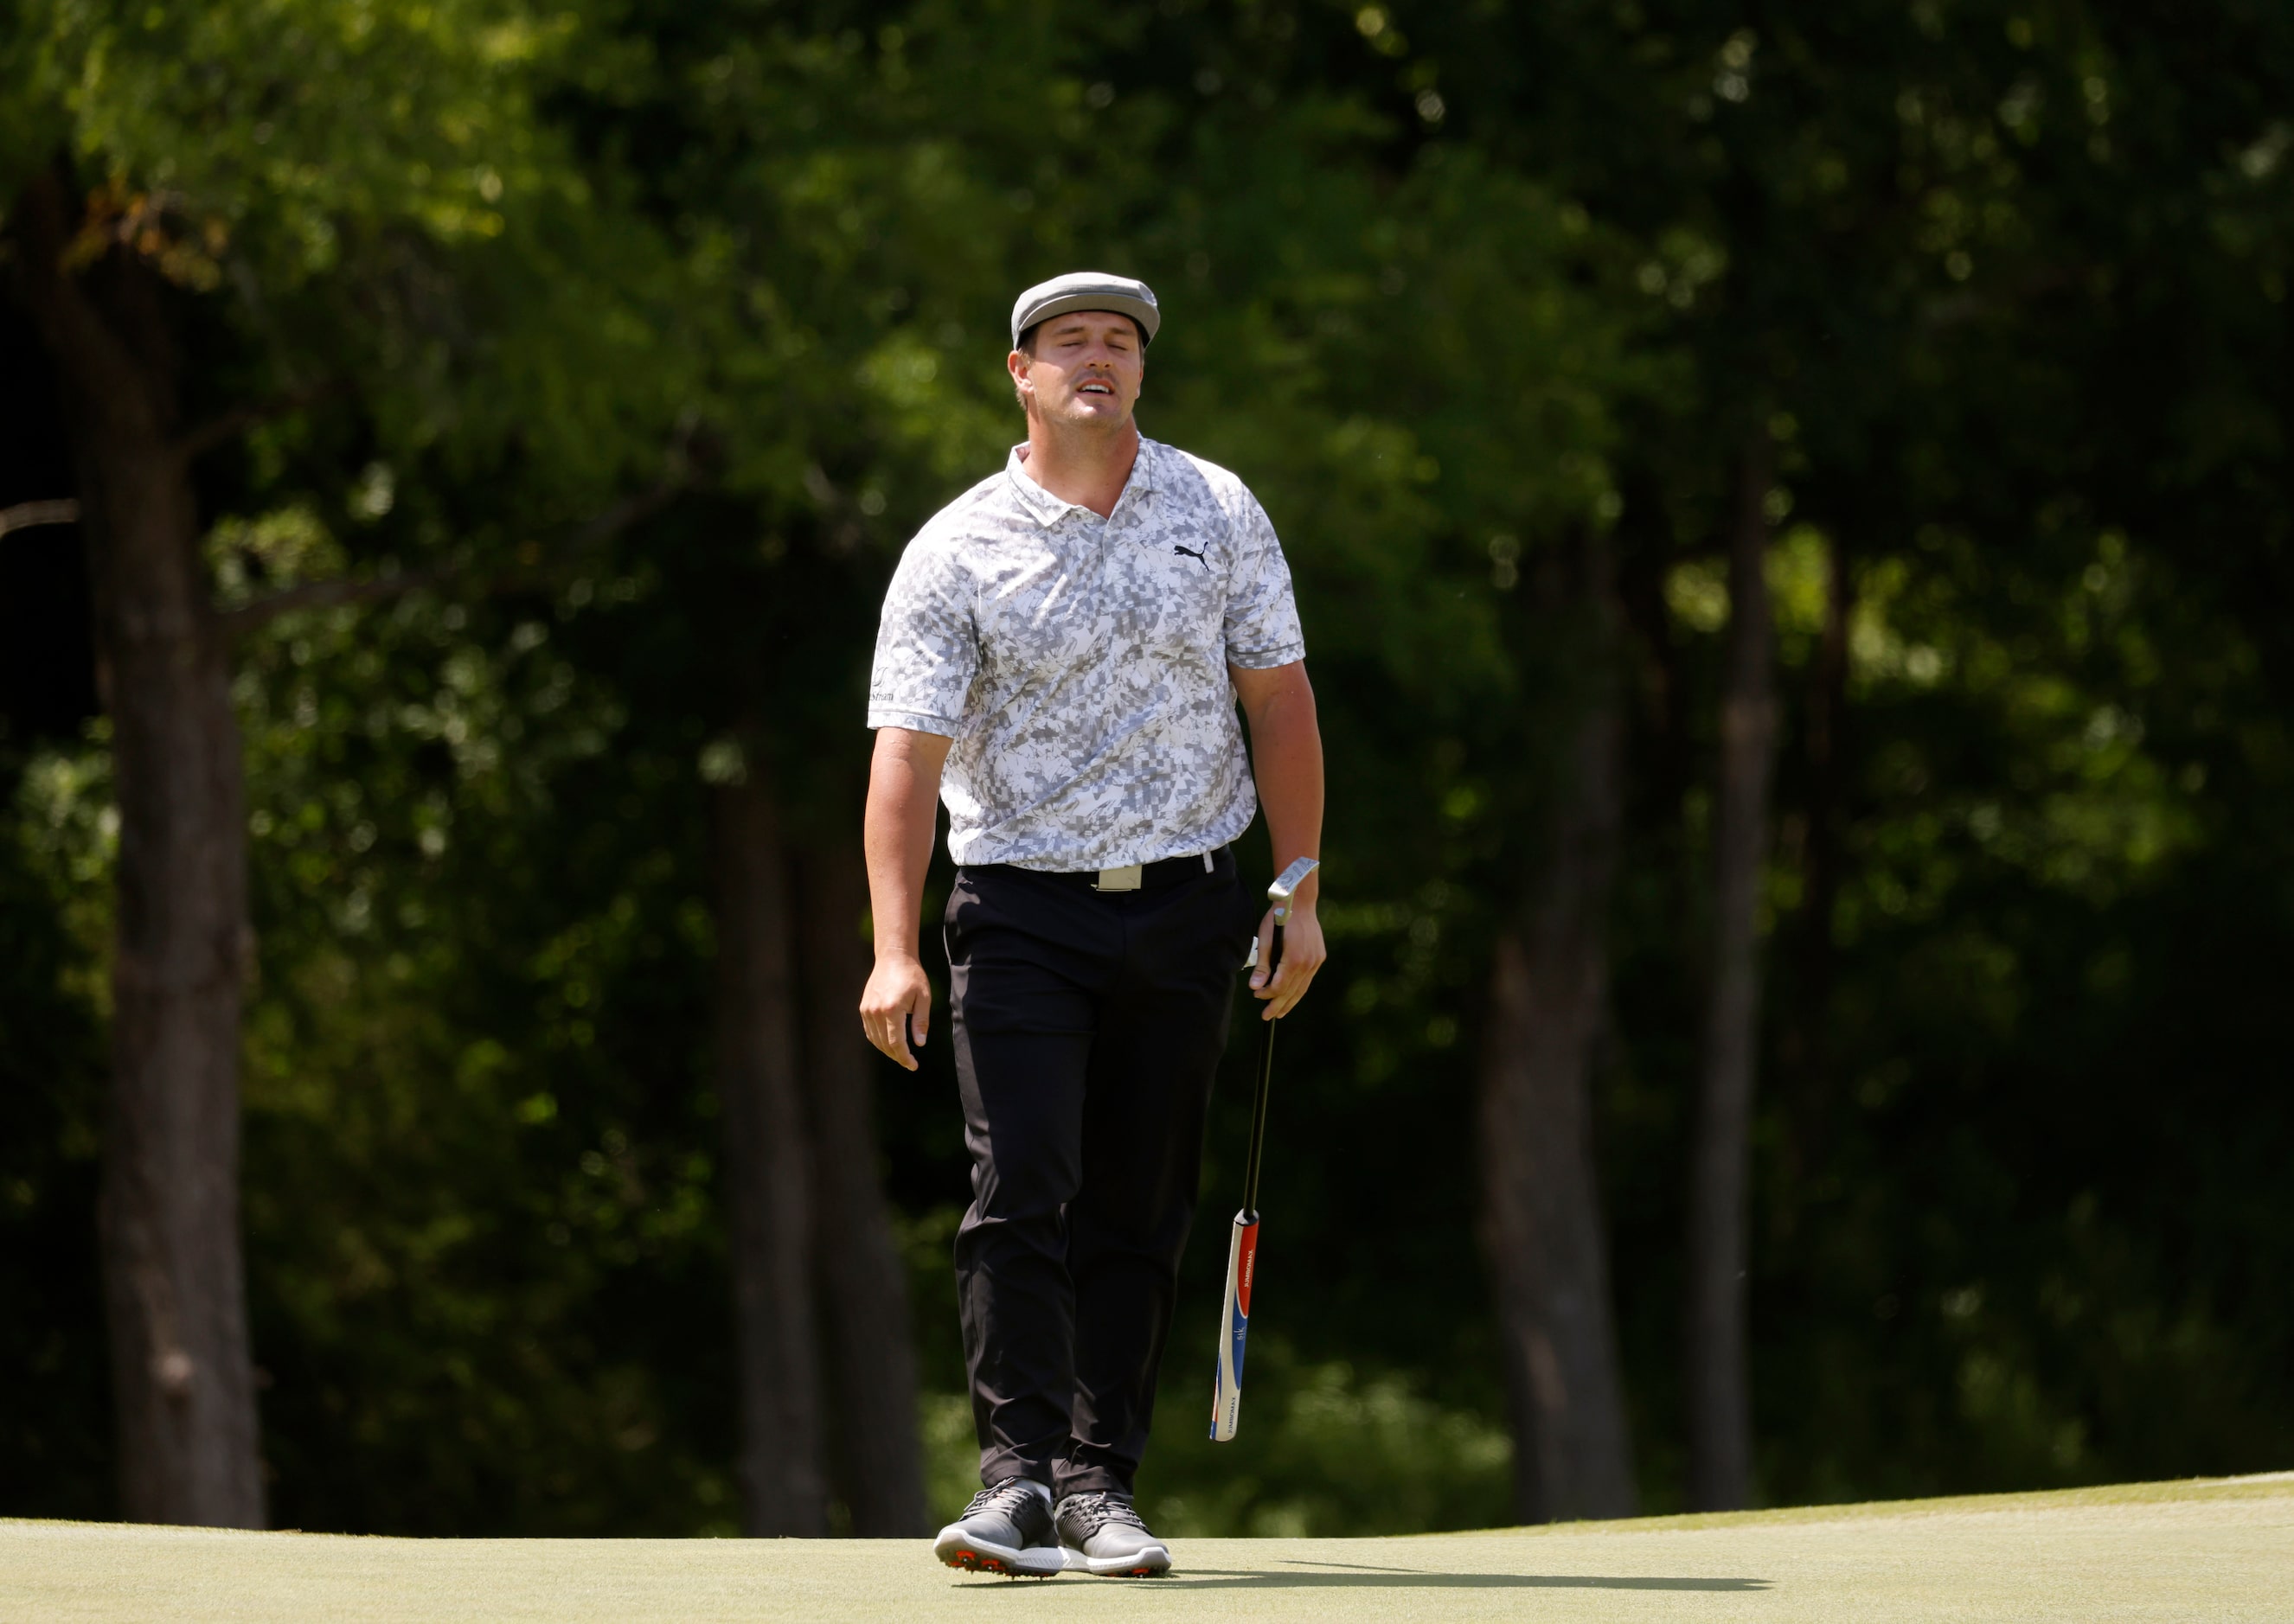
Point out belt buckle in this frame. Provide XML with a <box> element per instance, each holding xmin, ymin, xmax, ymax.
<box><xmin>1093</xmin><ymin>863</ymin><xmax>1144</xmax><ymax>892</ymax></box>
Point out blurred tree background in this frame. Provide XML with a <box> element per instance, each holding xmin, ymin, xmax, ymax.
<box><xmin>3</xmin><ymin>0</ymin><xmax>2290</xmax><ymax>1538</ymax></box>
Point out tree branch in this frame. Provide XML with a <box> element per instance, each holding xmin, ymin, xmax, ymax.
<box><xmin>176</xmin><ymin>380</ymin><xmax>343</xmax><ymax>463</ymax></box>
<box><xmin>219</xmin><ymin>470</ymin><xmax>687</xmax><ymax>639</ymax></box>
<box><xmin>0</xmin><ymin>498</ymin><xmax>81</xmax><ymax>539</ymax></box>
<box><xmin>217</xmin><ymin>561</ymin><xmax>457</xmax><ymax>634</ymax></box>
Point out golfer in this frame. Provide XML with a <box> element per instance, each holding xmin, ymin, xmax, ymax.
<box><xmin>860</xmin><ymin>272</ymin><xmax>1325</xmax><ymax>1578</ymax></box>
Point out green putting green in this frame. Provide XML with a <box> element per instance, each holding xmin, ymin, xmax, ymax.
<box><xmin>7</xmin><ymin>1473</ymin><xmax>2287</xmax><ymax>1622</ymax></box>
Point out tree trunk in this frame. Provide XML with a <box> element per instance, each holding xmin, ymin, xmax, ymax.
<box><xmin>1797</xmin><ymin>528</ymin><xmax>1853</xmax><ymax>1093</ymax></box>
<box><xmin>796</xmin><ymin>838</ymin><xmax>929</xmax><ymax>1536</ymax></box>
<box><xmin>1778</xmin><ymin>527</ymin><xmax>1855</xmax><ymax>1198</ymax></box>
<box><xmin>1477</xmin><ymin>529</ymin><xmax>1637</xmax><ymax>1525</ymax></box>
<box><xmin>1684</xmin><ymin>435</ymin><xmax>1780</xmax><ymax>1512</ymax></box>
<box><xmin>708</xmin><ymin>760</ymin><xmax>829</xmax><ymax>1536</ymax></box>
<box><xmin>9</xmin><ymin>168</ymin><xmax>266</xmax><ymax>1527</ymax></box>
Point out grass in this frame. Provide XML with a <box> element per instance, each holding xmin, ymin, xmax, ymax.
<box><xmin>5</xmin><ymin>1471</ymin><xmax>2287</xmax><ymax>1621</ymax></box>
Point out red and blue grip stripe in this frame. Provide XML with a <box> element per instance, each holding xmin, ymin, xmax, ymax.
<box><xmin>1209</xmin><ymin>1214</ymin><xmax>1259</xmax><ymax>1441</ymax></box>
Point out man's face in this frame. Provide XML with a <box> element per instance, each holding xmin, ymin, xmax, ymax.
<box><xmin>1009</xmin><ymin>310</ymin><xmax>1144</xmax><ymax>432</ymax></box>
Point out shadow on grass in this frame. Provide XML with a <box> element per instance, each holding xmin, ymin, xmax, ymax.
<box><xmin>961</xmin><ymin>1561</ymin><xmax>1771</xmax><ymax>1592</ymax></box>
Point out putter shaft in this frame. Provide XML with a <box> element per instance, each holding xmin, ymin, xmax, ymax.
<box><xmin>1239</xmin><ymin>856</ymin><xmax>1317</xmax><ymax>1213</ymax></box>
<box><xmin>1239</xmin><ymin>920</ymin><xmax>1283</xmax><ymax>1217</ymax></box>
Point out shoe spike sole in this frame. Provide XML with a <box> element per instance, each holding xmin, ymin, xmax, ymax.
<box><xmin>943</xmin><ymin>1550</ymin><xmax>1055</xmax><ymax>1581</ymax></box>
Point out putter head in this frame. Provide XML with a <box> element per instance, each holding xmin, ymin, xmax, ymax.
<box><xmin>1266</xmin><ymin>857</ymin><xmax>1321</xmax><ymax>925</ymax></box>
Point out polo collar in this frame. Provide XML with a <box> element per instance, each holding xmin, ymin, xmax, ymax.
<box><xmin>1005</xmin><ymin>438</ymin><xmax>1160</xmax><ymax>527</ymax></box>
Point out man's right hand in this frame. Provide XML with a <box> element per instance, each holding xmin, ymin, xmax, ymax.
<box><xmin>860</xmin><ymin>726</ymin><xmax>952</xmax><ymax>1071</ymax></box>
<box><xmin>860</xmin><ymin>951</ymin><xmax>934</xmax><ymax>1071</ymax></box>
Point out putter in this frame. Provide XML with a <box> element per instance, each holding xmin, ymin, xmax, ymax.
<box><xmin>1209</xmin><ymin>854</ymin><xmax>1320</xmax><ymax>1442</ymax></box>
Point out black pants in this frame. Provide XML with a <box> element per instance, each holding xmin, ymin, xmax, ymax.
<box><xmin>945</xmin><ymin>849</ymin><xmax>1254</xmax><ymax>1499</ymax></box>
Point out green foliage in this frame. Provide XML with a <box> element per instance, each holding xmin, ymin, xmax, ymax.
<box><xmin>27</xmin><ymin>0</ymin><xmax>566</xmax><ymax>276</ymax></box>
<box><xmin>0</xmin><ymin>748</ymin><xmax>110</xmax><ymax>1520</ymax></box>
<box><xmin>8</xmin><ymin>0</ymin><xmax>699</xmax><ymax>536</ymax></box>
<box><xmin>225</xmin><ymin>587</ymin><xmax>737</xmax><ymax>1534</ymax></box>
<box><xmin>1140</xmin><ymin>1345</ymin><xmax>1512</xmax><ymax>1538</ymax></box>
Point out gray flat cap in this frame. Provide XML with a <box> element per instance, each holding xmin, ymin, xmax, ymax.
<box><xmin>1010</xmin><ymin>272</ymin><xmax>1161</xmax><ymax>347</ymax></box>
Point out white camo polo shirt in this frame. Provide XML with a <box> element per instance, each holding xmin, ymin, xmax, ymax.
<box><xmin>868</xmin><ymin>437</ymin><xmax>1305</xmax><ymax>872</ymax></box>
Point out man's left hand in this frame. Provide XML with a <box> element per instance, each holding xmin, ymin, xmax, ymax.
<box><xmin>1249</xmin><ymin>904</ymin><xmax>1326</xmax><ymax>1020</ymax></box>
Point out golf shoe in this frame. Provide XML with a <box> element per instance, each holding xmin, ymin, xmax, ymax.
<box><xmin>932</xmin><ymin>1478</ymin><xmax>1064</xmax><ymax>1578</ymax></box>
<box><xmin>1054</xmin><ymin>1490</ymin><xmax>1171</xmax><ymax>1577</ymax></box>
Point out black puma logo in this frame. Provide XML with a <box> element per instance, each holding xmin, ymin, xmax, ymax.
<box><xmin>1172</xmin><ymin>544</ymin><xmax>1208</xmax><ymax>568</ymax></box>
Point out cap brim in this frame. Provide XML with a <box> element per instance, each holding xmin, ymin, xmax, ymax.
<box><xmin>1015</xmin><ymin>292</ymin><xmax>1160</xmax><ymax>345</ymax></box>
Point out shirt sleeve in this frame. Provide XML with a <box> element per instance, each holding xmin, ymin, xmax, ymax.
<box><xmin>1222</xmin><ymin>488</ymin><xmax>1307</xmax><ymax>669</ymax></box>
<box><xmin>867</xmin><ymin>536</ymin><xmax>977</xmax><ymax>735</ymax></box>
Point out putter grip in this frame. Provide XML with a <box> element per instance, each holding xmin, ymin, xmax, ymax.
<box><xmin>1210</xmin><ymin>1212</ymin><xmax>1258</xmax><ymax>1442</ymax></box>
